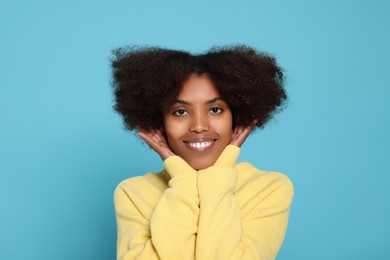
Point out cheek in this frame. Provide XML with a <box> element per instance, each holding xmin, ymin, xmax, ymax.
<box><xmin>216</xmin><ymin>115</ymin><xmax>233</xmax><ymax>138</ymax></box>
<box><xmin>164</xmin><ymin>118</ymin><xmax>186</xmax><ymax>145</ymax></box>
<box><xmin>224</xmin><ymin>128</ymin><xmax>234</xmax><ymax>143</ymax></box>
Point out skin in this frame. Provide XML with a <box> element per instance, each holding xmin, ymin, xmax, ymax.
<box><xmin>138</xmin><ymin>74</ymin><xmax>256</xmax><ymax>170</ymax></box>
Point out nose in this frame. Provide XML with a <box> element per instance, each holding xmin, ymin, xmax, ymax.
<box><xmin>190</xmin><ymin>112</ymin><xmax>209</xmax><ymax>133</ymax></box>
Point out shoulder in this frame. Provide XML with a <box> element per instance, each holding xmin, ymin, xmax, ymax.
<box><xmin>234</xmin><ymin>162</ymin><xmax>293</xmax><ymax>191</ymax></box>
<box><xmin>233</xmin><ymin>162</ymin><xmax>294</xmax><ymax>212</ymax></box>
<box><xmin>114</xmin><ymin>170</ymin><xmax>168</xmax><ymax>196</ymax></box>
<box><xmin>115</xmin><ymin>175</ymin><xmax>144</xmax><ymax>189</ymax></box>
<box><xmin>113</xmin><ymin>176</ymin><xmax>148</xmax><ymax>210</ymax></box>
<box><xmin>114</xmin><ymin>171</ymin><xmax>168</xmax><ymax>216</ymax></box>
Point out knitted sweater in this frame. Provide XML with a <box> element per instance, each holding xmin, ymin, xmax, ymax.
<box><xmin>114</xmin><ymin>145</ymin><xmax>294</xmax><ymax>260</ymax></box>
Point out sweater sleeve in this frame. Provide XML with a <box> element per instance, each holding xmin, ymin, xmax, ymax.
<box><xmin>195</xmin><ymin>145</ymin><xmax>294</xmax><ymax>260</ymax></box>
<box><xmin>114</xmin><ymin>156</ymin><xmax>199</xmax><ymax>260</ymax></box>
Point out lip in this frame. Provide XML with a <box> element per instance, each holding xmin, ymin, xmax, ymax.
<box><xmin>183</xmin><ymin>138</ymin><xmax>217</xmax><ymax>152</ymax></box>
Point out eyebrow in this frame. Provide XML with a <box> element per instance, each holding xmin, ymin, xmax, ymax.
<box><xmin>173</xmin><ymin>97</ymin><xmax>222</xmax><ymax>106</ymax></box>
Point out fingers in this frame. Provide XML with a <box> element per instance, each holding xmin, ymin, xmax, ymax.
<box><xmin>137</xmin><ymin>131</ymin><xmax>158</xmax><ymax>152</ymax></box>
<box><xmin>233</xmin><ymin>126</ymin><xmax>244</xmax><ymax>136</ymax></box>
<box><xmin>138</xmin><ymin>129</ymin><xmax>163</xmax><ymax>144</ymax></box>
<box><xmin>230</xmin><ymin>120</ymin><xmax>257</xmax><ymax>147</ymax></box>
<box><xmin>148</xmin><ymin>129</ymin><xmax>163</xmax><ymax>145</ymax></box>
<box><xmin>137</xmin><ymin>128</ymin><xmax>175</xmax><ymax>160</ymax></box>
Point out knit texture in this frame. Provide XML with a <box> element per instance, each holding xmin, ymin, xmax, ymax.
<box><xmin>114</xmin><ymin>145</ymin><xmax>294</xmax><ymax>260</ymax></box>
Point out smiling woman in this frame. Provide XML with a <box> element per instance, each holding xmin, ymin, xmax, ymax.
<box><xmin>111</xmin><ymin>45</ymin><xmax>293</xmax><ymax>260</ymax></box>
<box><xmin>162</xmin><ymin>75</ymin><xmax>233</xmax><ymax>170</ymax></box>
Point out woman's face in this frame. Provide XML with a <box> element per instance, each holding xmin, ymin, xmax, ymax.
<box><xmin>163</xmin><ymin>74</ymin><xmax>233</xmax><ymax>170</ymax></box>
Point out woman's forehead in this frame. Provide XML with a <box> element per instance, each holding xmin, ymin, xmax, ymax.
<box><xmin>177</xmin><ymin>74</ymin><xmax>220</xmax><ymax>100</ymax></box>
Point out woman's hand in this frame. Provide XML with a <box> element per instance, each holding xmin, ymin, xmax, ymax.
<box><xmin>229</xmin><ymin>120</ymin><xmax>258</xmax><ymax>148</ymax></box>
<box><xmin>137</xmin><ymin>129</ymin><xmax>175</xmax><ymax>161</ymax></box>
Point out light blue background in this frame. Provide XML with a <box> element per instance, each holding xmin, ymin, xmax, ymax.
<box><xmin>1</xmin><ymin>0</ymin><xmax>389</xmax><ymax>259</ymax></box>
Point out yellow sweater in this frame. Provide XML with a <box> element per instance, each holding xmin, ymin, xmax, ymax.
<box><xmin>114</xmin><ymin>145</ymin><xmax>294</xmax><ymax>260</ymax></box>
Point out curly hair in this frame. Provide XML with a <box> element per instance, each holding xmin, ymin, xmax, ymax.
<box><xmin>111</xmin><ymin>45</ymin><xmax>287</xmax><ymax>132</ymax></box>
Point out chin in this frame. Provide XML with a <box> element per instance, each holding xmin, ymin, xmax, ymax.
<box><xmin>187</xmin><ymin>157</ymin><xmax>216</xmax><ymax>170</ymax></box>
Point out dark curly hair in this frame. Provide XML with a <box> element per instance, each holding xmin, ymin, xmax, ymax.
<box><xmin>111</xmin><ymin>45</ymin><xmax>287</xmax><ymax>132</ymax></box>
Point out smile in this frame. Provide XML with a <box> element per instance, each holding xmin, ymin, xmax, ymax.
<box><xmin>184</xmin><ymin>140</ymin><xmax>215</xmax><ymax>152</ymax></box>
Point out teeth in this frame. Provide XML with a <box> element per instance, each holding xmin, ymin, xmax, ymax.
<box><xmin>188</xmin><ymin>141</ymin><xmax>212</xmax><ymax>149</ymax></box>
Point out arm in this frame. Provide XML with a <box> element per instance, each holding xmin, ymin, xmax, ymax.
<box><xmin>114</xmin><ymin>156</ymin><xmax>199</xmax><ymax>260</ymax></box>
<box><xmin>195</xmin><ymin>121</ymin><xmax>294</xmax><ymax>259</ymax></box>
<box><xmin>114</xmin><ymin>130</ymin><xmax>199</xmax><ymax>259</ymax></box>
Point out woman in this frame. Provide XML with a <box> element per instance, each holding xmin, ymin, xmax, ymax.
<box><xmin>111</xmin><ymin>45</ymin><xmax>294</xmax><ymax>260</ymax></box>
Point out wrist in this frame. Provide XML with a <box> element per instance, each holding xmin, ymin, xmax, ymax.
<box><xmin>161</xmin><ymin>151</ymin><xmax>175</xmax><ymax>161</ymax></box>
<box><xmin>213</xmin><ymin>145</ymin><xmax>240</xmax><ymax>168</ymax></box>
<box><xmin>163</xmin><ymin>156</ymin><xmax>197</xmax><ymax>178</ymax></box>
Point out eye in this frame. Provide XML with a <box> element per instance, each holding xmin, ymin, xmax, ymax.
<box><xmin>209</xmin><ymin>107</ymin><xmax>223</xmax><ymax>114</ymax></box>
<box><xmin>173</xmin><ymin>109</ymin><xmax>188</xmax><ymax>116</ymax></box>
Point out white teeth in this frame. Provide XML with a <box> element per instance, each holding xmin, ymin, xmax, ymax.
<box><xmin>188</xmin><ymin>141</ymin><xmax>212</xmax><ymax>149</ymax></box>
